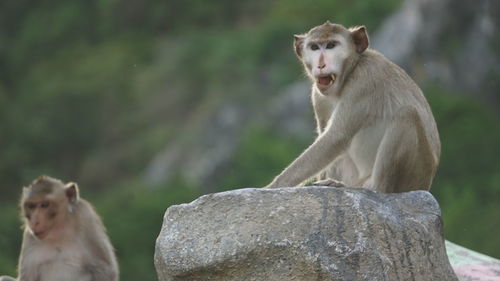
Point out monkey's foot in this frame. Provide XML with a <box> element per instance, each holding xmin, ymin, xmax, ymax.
<box><xmin>312</xmin><ymin>178</ymin><xmax>345</xmax><ymax>187</ymax></box>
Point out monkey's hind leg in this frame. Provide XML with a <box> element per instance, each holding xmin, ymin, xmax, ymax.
<box><xmin>0</xmin><ymin>276</ymin><xmax>17</xmax><ymax>281</ymax></box>
<box><xmin>371</xmin><ymin>107</ymin><xmax>437</xmax><ymax>193</ymax></box>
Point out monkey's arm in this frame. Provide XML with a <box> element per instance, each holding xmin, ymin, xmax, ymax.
<box><xmin>266</xmin><ymin>131</ymin><xmax>349</xmax><ymax>188</ymax></box>
<box><xmin>82</xmin><ymin>203</ymin><xmax>119</xmax><ymax>281</ymax></box>
<box><xmin>88</xmin><ymin>264</ymin><xmax>118</xmax><ymax>281</ymax></box>
<box><xmin>85</xmin><ymin>241</ymin><xmax>118</xmax><ymax>281</ymax></box>
<box><xmin>18</xmin><ymin>233</ymin><xmax>37</xmax><ymax>281</ymax></box>
<box><xmin>265</xmin><ymin>105</ymin><xmax>363</xmax><ymax>188</ymax></box>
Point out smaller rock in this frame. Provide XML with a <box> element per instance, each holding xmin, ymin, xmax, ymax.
<box><xmin>447</xmin><ymin>240</ymin><xmax>500</xmax><ymax>281</ymax></box>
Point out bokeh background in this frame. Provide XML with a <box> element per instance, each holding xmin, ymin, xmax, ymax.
<box><xmin>0</xmin><ymin>0</ymin><xmax>499</xmax><ymax>280</ymax></box>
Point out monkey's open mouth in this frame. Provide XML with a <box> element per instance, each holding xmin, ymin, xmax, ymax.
<box><xmin>316</xmin><ymin>74</ymin><xmax>336</xmax><ymax>91</ymax></box>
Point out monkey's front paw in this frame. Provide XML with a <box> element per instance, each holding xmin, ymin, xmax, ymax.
<box><xmin>312</xmin><ymin>178</ymin><xmax>345</xmax><ymax>187</ymax></box>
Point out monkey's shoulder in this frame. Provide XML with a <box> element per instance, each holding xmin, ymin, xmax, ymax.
<box><xmin>359</xmin><ymin>49</ymin><xmax>408</xmax><ymax>75</ymax></box>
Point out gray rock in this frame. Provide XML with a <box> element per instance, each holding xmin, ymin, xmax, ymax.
<box><xmin>155</xmin><ymin>187</ymin><xmax>458</xmax><ymax>281</ymax></box>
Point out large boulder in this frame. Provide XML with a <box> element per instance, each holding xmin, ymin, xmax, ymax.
<box><xmin>155</xmin><ymin>187</ymin><xmax>458</xmax><ymax>281</ymax></box>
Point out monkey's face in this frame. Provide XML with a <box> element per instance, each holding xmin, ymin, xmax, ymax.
<box><xmin>23</xmin><ymin>194</ymin><xmax>66</xmax><ymax>240</ymax></box>
<box><xmin>21</xmin><ymin>176</ymin><xmax>80</xmax><ymax>242</ymax></box>
<box><xmin>294</xmin><ymin>22</ymin><xmax>369</xmax><ymax>96</ymax></box>
<box><xmin>301</xmin><ymin>34</ymin><xmax>352</xmax><ymax>94</ymax></box>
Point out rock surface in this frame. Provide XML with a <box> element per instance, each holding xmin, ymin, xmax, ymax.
<box><xmin>155</xmin><ymin>187</ymin><xmax>458</xmax><ymax>281</ymax></box>
<box><xmin>447</xmin><ymin>241</ymin><xmax>500</xmax><ymax>281</ymax></box>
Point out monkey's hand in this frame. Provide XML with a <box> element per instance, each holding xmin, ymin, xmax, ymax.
<box><xmin>312</xmin><ymin>178</ymin><xmax>345</xmax><ymax>187</ymax></box>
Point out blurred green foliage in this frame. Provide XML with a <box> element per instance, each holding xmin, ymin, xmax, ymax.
<box><xmin>93</xmin><ymin>180</ymin><xmax>199</xmax><ymax>281</ymax></box>
<box><xmin>220</xmin><ymin>126</ymin><xmax>308</xmax><ymax>190</ymax></box>
<box><xmin>426</xmin><ymin>87</ymin><xmax>500</xmax><ymax>254</ymax></box>
<box><xmin>0</xmin><ymin>0</ymin><xmax>499</xmax><ymax>280</ymax></box>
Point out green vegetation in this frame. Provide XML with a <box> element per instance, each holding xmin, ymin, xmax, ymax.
<box><xmin>219</xmin><ymin>126</ymin><xmax>309</xmax><ymax>190</ymax></box>
<box><xmin>426</xmin><ymin>87</ymin><xmax>500</xmax><ymax>254</ymax></box>
<box><xmin>0</xmin><ymin>0</ymin><xmax>499</xmax><ymax>280</ymax></box>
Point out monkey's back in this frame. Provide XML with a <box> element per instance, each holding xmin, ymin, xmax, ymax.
<box><xmin>347</xmin><ymin>49</ymin><xmax>441</xmax><ymax>160</ymax></box>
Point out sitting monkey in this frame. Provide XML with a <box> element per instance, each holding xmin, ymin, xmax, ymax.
<box><xmin>266</xmin><ymin>22</ymin><xmax>440</xmax><ymax>192</ymax></box>
<box><xmin>0</xmin><ymin>176</ymin><xmax>119</xmax><ymax>281</ymax></box>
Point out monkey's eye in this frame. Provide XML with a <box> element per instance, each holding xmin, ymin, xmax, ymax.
<box><xmin>40</xmin><ymin>201</ymin><xmax>50</xmax><ymax>208</ymax></box>
<box><xmin>26</xmin><ymin>203</ymin><xmax>36</xmax><ymax>210</ymax></box>
<box><xmin>310</xmin><ymin>43</ymin><xmax>319</xmax><ymax>51</ymax></box>
<box><xmin>326</xmin><ymin>42</ymin><xmax>337</xmax><ymax>49</ymax></box>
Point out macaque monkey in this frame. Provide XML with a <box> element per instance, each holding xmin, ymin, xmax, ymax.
<box><xmin>0</xmin><ymin>176</ymin><xmax>119</xmax><ymax>281</ymax></box>
<box><xmin>265</xmin><ymin>22</ymin><xmax>440</xmax><ymax>192</ymax></box>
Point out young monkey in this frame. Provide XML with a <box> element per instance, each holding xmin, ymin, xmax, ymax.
<box><xmin>265</xmin><ymin>22</ymin><xmax>440</xmax><ymax>192</ymax></box>
<box><xmin>0</xmin><ymin>176</ymin><xmax>119</xmax><ymax>281</ymax></box>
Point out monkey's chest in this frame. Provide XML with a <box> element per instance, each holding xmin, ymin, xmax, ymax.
<box><xmin>347</xmin><ymin>122</ymin><xmax>387</xmax><ymax>176</ymax></box>
<box><xmin>37</xmin><ymin>245</ymin><xmax>91</xmax><ymax>281</ymax></box>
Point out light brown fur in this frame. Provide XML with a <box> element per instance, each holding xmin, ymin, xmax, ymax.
<box><xmin>0</xmin><ymin>176</ymin><xmax>119</xmax><ymax>281</ymax></box>
<box><xmin>265</xmin><ymin>22</ymin><xmax>440</xmax><ymax>192</ymax></box>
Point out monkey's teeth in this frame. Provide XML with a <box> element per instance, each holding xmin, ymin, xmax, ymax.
<box><xmin>329</xmin><ymin>74</ymin><xmax>336</xmax><ymax>85</ymax></box>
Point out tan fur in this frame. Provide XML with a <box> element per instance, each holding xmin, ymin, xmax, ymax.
<box><xmin>265</xmin><ymin>22</ymin><xmax>440</xmax><ymax>192</ymax></box>
<box><xmin>1</xmin><ymin>176</ymin><xmax>119</xmax><ymax>281</ymax></box>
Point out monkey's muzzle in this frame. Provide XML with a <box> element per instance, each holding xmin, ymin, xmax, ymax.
<box><xmin>316</xmin><ymin>74</ymin><xmax>336</xmax><ymax>91</ymax></box>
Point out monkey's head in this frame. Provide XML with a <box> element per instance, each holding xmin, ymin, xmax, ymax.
<box><xmin>21</xmin><ymin>175</ymin><xmax>80</xmax><ymax>240</ymax></box>
<box><xmin>294</xmin><ymin>21</ymin><xmax>369</xmax><ymax>95</ymax></box>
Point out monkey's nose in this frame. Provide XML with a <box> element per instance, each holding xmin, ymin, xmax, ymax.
<box><xmin>318</xmin><ymin>63</ymin><xmax>326</xmax><ymax>69</ymax></box>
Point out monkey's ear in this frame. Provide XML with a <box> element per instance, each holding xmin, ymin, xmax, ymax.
<box><xmin>294</xmin><ymin>34</ymin><xmax>306</xmax><ymax>58</ymax></box>
<box><xmin>65</xmin><ymin>182</ymin><xmax>80</xmax><ymax>204</ymax></box>
<box><xmin>350</xmin><ymin>26</ymin><xmax>369</xmax><ymax>53</ymax></box>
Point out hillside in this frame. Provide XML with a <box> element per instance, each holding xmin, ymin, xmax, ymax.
<box><xmin>0</xmin><ymin>0</ymin><xmax>499</xmax><ymax>280</ymax></box>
